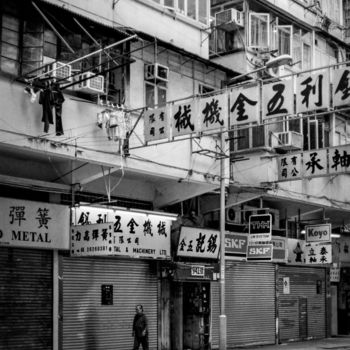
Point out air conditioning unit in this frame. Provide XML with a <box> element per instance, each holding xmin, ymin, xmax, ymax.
<box><xmin>144</xmin><ymin>63</ymin><xmax>169</xmax><ymax>82</ymax></box>
<box><xmin>271</xmin><ymin>131</ymin><xmax>303</xmax><ymax>152</ymax></box>
<box><xmin>75</xmin><ymin>72</ymin><xmax>105</xmax><ymax>94</ymax></box>
<box><xmin>226</xmin><ymin>206</ymin><xmax>241</xmax><ymax>224</ymax></box>
<box><xmin>215</xmin><ymin>8</ymin><xmax>244</xmax><ymax>31</ymax></box>
<box><xmin>43</xmin><ymin>60</ymin><xmax>72</xmax><ymax>82</ymax></box>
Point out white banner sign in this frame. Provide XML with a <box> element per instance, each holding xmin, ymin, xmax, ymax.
<box><xmin>0</xmin><ymin>198</ymin><xmax>70</xmax><ymax>250</ymax></box>
<box><xmin>305</xmin><ymin>223</ymin><xmax>331</xmax><ymax>243</ymax></box>
<box><xmin>305</xmin><ymin>242</ymin><xmax>332</xmax><ymax>264</ymax></box>
<box><xmin>71</xmin><ymin>207</ymin><xmax>172</xmax><ymax>259</ymax></box>
<box><xmin>177</xmin><ymin>226</ymin><xmax>220</xmax><ymax>259</ymax></box>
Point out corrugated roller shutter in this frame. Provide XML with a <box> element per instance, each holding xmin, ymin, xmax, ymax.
<box><xmin>0</xmin><ymin>247</ymin><xmax>53</xmax><ymax>350</ymax></box>
<box><xmin>278</xmin><ymin>265</ymin><xmax>326</xmax><ymax>342</ymax></box>
<box><xmin>211</xmin><ymin>262</ymin><xmax>276</xmax><ymax>348</ymax></box>
<box><xmin>226</xmin><ymin>262</ymin><xmax>276</xmax><ymax>347</ymax></box>
<box><xmin>210</xmin><ymin>281</ymin><xmax>220</xmax><ymax>347</ymax></box>
<box><xmin>61</xmin><ymin>256</ymin><xmax>158</xmax><ymax>350</ymax></box>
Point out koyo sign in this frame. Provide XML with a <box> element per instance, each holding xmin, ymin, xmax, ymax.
<box><xmin>305</xmin><ymin>224</ymin><xmax>331</xmax><ymax>243</ymax></box>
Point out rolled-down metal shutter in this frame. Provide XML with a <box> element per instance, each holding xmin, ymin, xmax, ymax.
<box><xmin>211</xmin><ymin>262</ymin><xmax>276</xmax><ymax>348</ymax></box>
<box><xmin>61</xmin><ymin>256</ymin><xmax>158</xmax><ymax>350</ymax></box>
<box><xmin>0</xmin><ymin>247</ymin><xmax>53</xmax><ymax>350</ymax></box>
<box><xmin>210</xmin><ymin>281</ymin><xmax>220</xmax><ymax>347</ymax></box>
<box><xmin>278</xmin><ymin>265</ymin><xmax>326</xmax><ymax>342</ymax></box>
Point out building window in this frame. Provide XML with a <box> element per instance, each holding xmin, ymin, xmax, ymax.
<box><xmin>150</xmin><ymin>0</ymin><xmax>209</xmax><ymax>24</ymax></box>
<box><xmin>145</xmin><ymin>81</ymin><xmax>167</xmax><ymax>108</ymax></box>
<box><xmin>275</xmin><ymin>25</ymin><xmax>292</xmax><ymax>56</ymax></box>
<box><xmin>303</xmin><ymin>115</ymin><xmax>329</xmax><ymax>150</ymax></box>
<box><xmin>248</xmin><ymin>12</ymin><xmax>270</xmax><ymax>49</ymax></box>
<box><xmin>293</xmin><ymin>28</ymin><xmax>311</xmax><ymax>71</ymax></box>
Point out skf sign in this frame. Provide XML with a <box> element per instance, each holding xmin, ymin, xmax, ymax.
<box><xmin>225</xmin><ymin>232</ymin><xmax>248</xmax><ymax>257</ymax></box>
<box><xmin>247</xmin><ymin>244</ymin><xmax>273</xmax><ymax>261</ymax></box>
<box><xmin>305</xmin><ymin>224</ymin><xmax>331</xmax><ymax>243</ymax></box>
<box><xmin>249</xmin><ymin>214</ymin><xmax>272</xmax><ymax>243</ymax></box>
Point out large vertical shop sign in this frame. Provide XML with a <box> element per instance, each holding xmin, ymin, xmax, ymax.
<box><xmin>71</xmin><ymin>206</ymin><xmax>173</xmax><ymax>259</ymax></box>
<box><xmin>176</xmin><ymin>226</ymin><xmax>220</xmax><ymax>259</ymax></box>
<box><xmin>0</xmin><ymin>197</ymin><xmax>70</xmax><ymax>249</ymax></box>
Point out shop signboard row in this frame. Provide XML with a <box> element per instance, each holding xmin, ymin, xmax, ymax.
<box><xmin>144</xmin><ymin>68</ymin><xmax>350</xmax><ymax>143</ymax></box>
<box><xmin>71</xmin><ymin>206</ymin><xmax>173</xmax><ymax>259</ymax></box>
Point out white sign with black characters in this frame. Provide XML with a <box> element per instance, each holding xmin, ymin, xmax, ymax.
<box><xmin>0</xmin><ymin>197</ymin><xmax>70</xmax><ymax>250</ymax></box>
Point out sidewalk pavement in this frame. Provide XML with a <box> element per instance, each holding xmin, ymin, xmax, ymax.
<box><xmin>229</xmin><ymin>336</ymin><xmax>350</xmax><ymax>350</ymax></box>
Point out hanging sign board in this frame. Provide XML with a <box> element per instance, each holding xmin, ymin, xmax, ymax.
<box><xmin>249</xmin><ymin>214</ymin><xmax>272</xmax><ymax>243</ymax></box>
<box><xmin>71</xmin><ymin>206</ymin><xmax>172</xmax><ymax>259</ymax></box>
<box><xmin>305</xmin><ymin>242</ymin><xmax>332</xmax><ymax>264</ymax></box>
<box><xmin>0</xmin><ymin>197</ymin><xmax>69</xmax><ymax>250</ymax></box>
<box><xmin>247</xmin><ymin>244</ymin><xmax>273</xmax><ymax>261</ymax></box>
<box><xmin>305</xmin><ymin>223</ymin><xmax>331</xmax><ymax>243</ymax></box>
<box><xmin>176</xmin><ymin>226</ymin><xmax>220</xmax><ymax>259</ymax></box>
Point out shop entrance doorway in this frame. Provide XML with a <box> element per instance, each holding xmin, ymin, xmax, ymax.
<box><xmin>183</xmin><ymin>282</ymin><xmax>210</xmax><ymax>350</ymax></box>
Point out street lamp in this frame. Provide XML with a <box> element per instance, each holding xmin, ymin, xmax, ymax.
<box><xmin>226</xmin><ymin>54</ymin><xmax>293</xmax><ymax>86</ymax></box>
<box><xmin>219</xmin><ymin>53</ymin><xmax>293</xmax><ymax>350</ymax></box>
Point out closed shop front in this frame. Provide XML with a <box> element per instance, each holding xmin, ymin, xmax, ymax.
<box><xmin>0</xmin><ymin>248</ymin><xmax>53</xmax><ymax>350</ymax></box>
<box><xmin>277</xmin><ymin>265</ymin><xmax>327</xmax><ymax>342</ymax></box>
<box><xmin>211</xmin><ymin>262</ymin><xmax>276</xmax><ymax>348</ymax></box>
<box><xmin>60</xmin><ymin>256</ymin><xmax>159</xmax><ymax>350</ymax></box>
<box><xmin>0</xmin><ymin>197</ymin><xmax>70</xmax><ymax>350</ymax></box>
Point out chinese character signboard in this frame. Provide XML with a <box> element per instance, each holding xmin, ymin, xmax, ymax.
<box><xmin>329</xmin><ymin>145</ymin><xmax>350</xmax><ymax>174</ymax></box>
<box><xmin>171</xmin><ymin>100</ymin><xmax>197</xmax><ymax>137</ymax></box>
<box><xmin>296</xmin><ymin>72</ymin><xmax>330</xmax><ymax>113</ymax></box>
<box><xmin>229</xmin><ymin>85</ymin><xmax>259</xmax><ymax>126</ymax></box>
<box><xmin>303</xmin><ymin>150</ymin><xmax>328</xmax><ymax>178</ymax></box>
<box><xmin>199</xmin><ymin>93</ymin><xmax>227</xmax><ymax>132</ymax></box>
<box><xmin>249</xmin><ymin>214</ymin><xmax>272</xmax><ymax>243</ymax></box>
<box><xmin>333</xmin><ymin>68</ymin><xmax>350</xmax><ymax>107</ymax></box>
<box><xmin>330</xmin><ymin>267</ymin><xmax>340</xmax><ymax>282</ymax></box>
<box><xmin>263</xmin><ymin>80</ymin><xmax>293</xmax><ymax>119</ymax></box>
<box><xmin>305</xmin><ymin>223</ymin><xmax>331</xmax><ymax>243</ymax></box>
<box><xmin>176</xmin><ymin>226</ymin><xmax>220</xmax><ymax>259</ymax></box>
<box><xmin>144</xmin><ymin>107</ymin><xmax>168</xmax><ymax>142</ymax></box>
<box><xmin>71</xmin><ymin>206</ymin><xmax>172</xmax><ymax>259</ymax></box>
<box><xmin>305</xmin><ymin>242</ymin><xmax>332</xmax><ymax>264</ymax></box>
<box><xmin>278</xmin><ymin>153</ymin><xmax>302</xmax><ymax>180</ymax></box>
<box><xmin>0</xmin><ymin>198</ymin><xmax>69</xmax><ymax>250</ymax></box>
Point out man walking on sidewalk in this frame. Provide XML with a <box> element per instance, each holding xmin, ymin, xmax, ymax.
<box><xmin>132</xmin><ymin>304</ymin><xmax>149</xmax><ymax>350</ymax></box>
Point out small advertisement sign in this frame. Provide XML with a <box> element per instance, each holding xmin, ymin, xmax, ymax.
<box><xmin>305</xmin><ymin>224</ymin><xmax>331</xmax><ymax>243</ymax></box>
<box><xmin>305</xmin><ymin>242</ymin><xmax>332</xmax><ymax>265</ymax></box>
<box><xmin>224</xmin><ymin>232</ymin><xmax>248</xmax><ymax>257</ymax></box>
<box><xmin>249</xmin><ymin>214</ymin><xmax>272</xmax><ymax>243</ymax></box>
<box><xmin>247</xmin><ymin>244</ymin><xmax>273</xmax><ymax>261</ymax></box>
<box><xmin>71</xmin><ymin>206</ymin><xmax>172</xmax><ymax>259</ymax></box>
<box><xmin>0</xmin><ymin>197</ymin><xmax>70</xmax><ymax>250</ymax></box>
<box><xmin>330</xmin><ymin>267</ymin><xmax>340</xmax><ymax>282</ymax></box>
<box><xmin>191</xmin><ymin>265</ymin><xmax>205</xmax><ymax>277</ymax></box>
<box><xmin>177</xmin><ymin>226</ymin><xmax>220</xmax><ymax>259</ymax></box>
<box><xmin>283</xmin><ymin>277</ymin><xmax>290</xmax><ymax>294</ymax></box>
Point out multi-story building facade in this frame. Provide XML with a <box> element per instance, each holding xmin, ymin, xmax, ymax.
<box><xmin>2</xmin><ymin>0</ymin><xmax>350</xmax><ymax>349</ymax></box>
<box><xmin>205</xmin><ymin>0</ymin><xmax>350</xmax><ymax>347</ymax></box>
<box><xmin>0</xmin><ymin>1</ymin><xmax>234</xmax><ymax>350</ymax></box>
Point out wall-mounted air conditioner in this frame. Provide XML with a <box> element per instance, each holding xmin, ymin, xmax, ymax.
<box><xmin>226</xmin><ymin>206</ymin><xmax>241</xmax><ymax>224</ymax></box>
<box><xmin>144</xmin><ymin>63</ymin><xmax>169</xmax><ymax>82</ymax></box>
<box><xmin>215</xmin><ymin>8</ymin><xmax>244</xmax><ymax>31</ymax></box>
<box><xmin>75</xmin><ymin>72</ymin><xmax>105</xmax><ymax>94</ymax></box>
<box><xmin>43</xmin><ymin>59</ymin><xmax>72</xmax><ymax>82</ymax></box>
<box><xmin>271</xmin><ymin>131</ymin><xmax>303</xmax><ymax>152</ymax></box>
